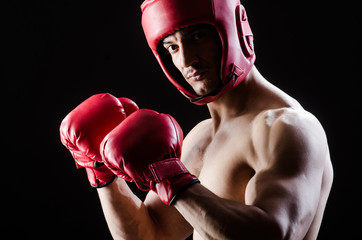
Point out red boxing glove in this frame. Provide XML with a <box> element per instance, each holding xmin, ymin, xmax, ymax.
<box><xmin>60</xmin><ymin>93</ymin><xmax>138</xmax><ymax>188</ymax></box>
<box><xmin>101</xmin><ymin>109</ymin><xmax>199</xmax><ymax>205</ymax></box>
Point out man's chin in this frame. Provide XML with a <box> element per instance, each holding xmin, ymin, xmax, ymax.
<box><xmin>194</xmin><ymin>88</ymin><xmax>213</xmax><ymax>97</ymax></box>
<box><xmin>193</xmin><ymin>84</ymin><xmax>223</xmax><ymax>98</ymax></box>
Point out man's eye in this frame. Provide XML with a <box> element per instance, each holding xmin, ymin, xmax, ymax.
<box><xmin>167</xmin><ymin>45</ymin><xmax>178</xmax><ymax>53</ymax></box>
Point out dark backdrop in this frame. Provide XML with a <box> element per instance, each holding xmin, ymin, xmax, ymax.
<box><xmin>3</xmin><ymin>0</ymin><xmax>360</xmax><ymax>239</ymax></box>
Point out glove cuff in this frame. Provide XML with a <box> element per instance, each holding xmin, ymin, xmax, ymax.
<box><xmin>149</xmin><ymin>158</ymin><xmax>200</xmax><ymax>205</ymax></box>
<box><xmin>85</xmin><ymin>163</ymin><xmax>116</xmax><ymax>188</ymax></box>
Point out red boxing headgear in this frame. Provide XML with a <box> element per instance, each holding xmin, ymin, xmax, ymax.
<box><xmin>141</xmin><ymin>0</ymin><xmax>256</xmax><ymax>105</ymax></box>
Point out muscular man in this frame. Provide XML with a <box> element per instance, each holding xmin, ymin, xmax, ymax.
<box><xmin>62</xmin><ymin>0</ymin><xmax>333</xmax><ymax>239</ymax></box>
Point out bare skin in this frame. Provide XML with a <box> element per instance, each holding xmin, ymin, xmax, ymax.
<box><xmin>97</xmin><ymin>25</ymin><xmax>333</xmax><ymax>239</ymax></box>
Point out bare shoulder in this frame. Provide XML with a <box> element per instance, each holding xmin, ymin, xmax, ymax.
<box><xmin>182</xmin><ymin>118</ymin><xmax>213</xmax><ymax>149</ymax></box>
<box><xmin>252</xmin><ymin>106</ymin><xmax>327</xmax><ymax>144</ymax></box>
<box><xmin>251</xmin><ymin>107</ymin><xmax>330</xmax><ymax>171</ymax></box>
<box><xmin>181</xmin><ymin>118</ymin><xmax>212</xmax><ymax>170</ymax></box>
<box><xmin>185</xmin><ymin>118</ymin><xmax>212</xmax><ymax>138</ymax></box>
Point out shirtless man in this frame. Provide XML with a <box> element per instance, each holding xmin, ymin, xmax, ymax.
<box><xmin>60</xmin><ymin>0</ymin><xmax>333</xmax><ymax>239</ymax></box>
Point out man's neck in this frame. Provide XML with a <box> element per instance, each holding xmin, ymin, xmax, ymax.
<box><xmin>206</xmin><ymin>66</ymin><xmax>261</xmax><ymax>132</ymax></box>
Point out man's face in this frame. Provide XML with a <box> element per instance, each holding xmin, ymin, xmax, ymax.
<box><xmin>162</xmin><ymin>25</ymin><xmax>222</xmax><ymax>97</ymax></box>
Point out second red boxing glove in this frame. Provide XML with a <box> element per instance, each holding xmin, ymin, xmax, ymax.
<box><xmin>60</xmin><ymin>93</ymin><xmax>138</xmax><ymax>187</ymax></box>
<box><xmin>101</xmin><ymin>109</ymin><xmax>199</xmax><ymax>205</ymax></box>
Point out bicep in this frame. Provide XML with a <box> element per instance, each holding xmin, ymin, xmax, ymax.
<box><xmin>246</xmin><ymin>169</ymin><xmax>322</xmax><ymax>238</ymax></box>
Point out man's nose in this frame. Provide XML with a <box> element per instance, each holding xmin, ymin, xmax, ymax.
<box><xmin>179</xmin><ymin>43</ymin><xmax>199</xmax><ymax>68</ymax></box>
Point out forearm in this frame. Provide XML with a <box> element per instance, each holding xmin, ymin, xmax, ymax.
<box><xmin>174</xmin><ymin>183</ymin><xmax>282</xmax><ymax>240</ymax></box>
<box><xmin>97</xmin><ymin>177</ymin><xmax>157</xmax><ymax>240</ymax></box>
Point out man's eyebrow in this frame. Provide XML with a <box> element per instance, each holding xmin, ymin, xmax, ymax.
<box><xmin>162</xmin><ymin>40</ymin><xmax>173</xmax><ymax>45</ymax></box>
<box><xmin>162</xmin><ymin>35</ymin><xmax>175</xmax><ymax>45</ymax></box>
<box><xmin>162</xmin><ymin>26</ymin><xmax>206</xmax><ymax>45</ymax></box>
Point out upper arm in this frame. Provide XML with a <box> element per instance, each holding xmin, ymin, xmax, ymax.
<box><xmin>141</xmin><ymin>121</ymin><xmax>211</xmax><ymax>240</ymax></box>
<box><xmin>246</xmin><ymin>108</ymin><xmax>329</xmax><ymax>239</ymax></box>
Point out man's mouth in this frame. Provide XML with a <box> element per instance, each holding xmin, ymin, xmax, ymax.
<box><xmin>186</xmin><ymin>70</ymin><xmax>208</xmax><ymax>82</ymax></box>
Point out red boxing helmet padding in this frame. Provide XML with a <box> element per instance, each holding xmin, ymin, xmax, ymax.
<box><xmin>141</xmin><ymin>0</ymin><xmax>256</xmax><ymax>105</ymax></box>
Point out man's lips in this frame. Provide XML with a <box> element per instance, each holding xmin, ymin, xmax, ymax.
<box><xmin>186</xmin><ymin>70</ymin><xmax>208</xmax><ymax>81</ymax></box>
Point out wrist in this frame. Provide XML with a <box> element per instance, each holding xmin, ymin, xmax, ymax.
<box><xmin>148</xmin><ymin>158</ymin><xmax>199</xmax><ymax>205</ymax></box>
<box><xmin>157</xmin><ymin>174</ymin><xmax>200</xmax><ymax>205</ymax></box>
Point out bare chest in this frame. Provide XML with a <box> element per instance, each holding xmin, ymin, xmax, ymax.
<box><xmin>183</xmin><ymin>125</ymin><xmax>256</xmax><ymax>204</ymax></box>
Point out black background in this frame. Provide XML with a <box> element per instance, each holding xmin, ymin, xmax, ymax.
<box><xmin>3</xmin><ymin>0</ymin><xmax>360</xmax><ymax>239</ymax></box>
